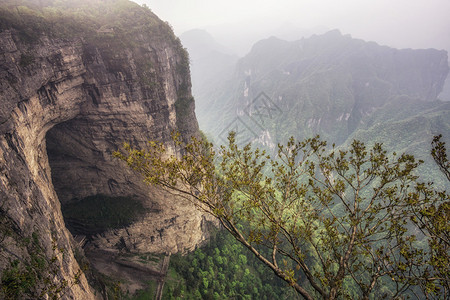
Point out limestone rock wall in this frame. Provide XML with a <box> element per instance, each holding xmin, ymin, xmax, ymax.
<box><xmin>0</xmin><ymin>30</ymin><xmax>96</xmax><ymax>299</ymax></box>
<box><xmin>0</xmin><ymin>9</ymin><xmax>205</xmax><ymax>298</ymax></box>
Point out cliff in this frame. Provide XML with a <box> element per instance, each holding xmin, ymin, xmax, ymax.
<box><xmin>0</xmin><ymin>0</ymin><xmax>206</xmax><ymax>298</ymax></box>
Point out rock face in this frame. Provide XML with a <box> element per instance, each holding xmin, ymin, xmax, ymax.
<box><xmin>0</xmin><ymin>1</ymin><xmax>207</xmax><ymax>298</ymax></box>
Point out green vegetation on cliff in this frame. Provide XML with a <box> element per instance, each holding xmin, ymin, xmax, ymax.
<box><xmin>0</xmin><ymin>0</ymin><xmax>168</xmax><ymax>43</ymax></box>
<box><xmin>0</xmin><ymin>219</ymin><xmax>82</xmax><ymax>300</ymax></box>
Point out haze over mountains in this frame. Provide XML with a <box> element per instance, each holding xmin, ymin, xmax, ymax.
<box><xmin>138</xmin><ymin>0</ymin><xmax>450</xmax><ymax>54</ymax></box>
<box><xmin>180</xmin><ymin>28</ymin><xmax>450</xmax><ymax>188</ymax></box>
<box><xmin>0</xmin><ymin>0</ymin><xmax>449</xmax><ymax>298</ymax></box>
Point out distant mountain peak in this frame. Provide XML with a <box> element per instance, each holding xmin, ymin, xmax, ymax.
<box><xmin>180</xmin><ymin>28</ymin><xmax>236</xmax><ymax>57</ymax></box>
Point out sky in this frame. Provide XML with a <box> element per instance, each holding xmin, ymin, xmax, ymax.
<box><xmin>133</xmin><ymin>0</ymin><xmax>450</xmax><ymax>56</ymax></box>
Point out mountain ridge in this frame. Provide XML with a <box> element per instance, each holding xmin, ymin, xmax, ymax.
<box><xmin>193</xmin><ymin>30</ymin><xmax>448</xmax><ymax>143</ymax></box>
<box><xmin>189</xmin><ymin>29</ymin><xmax>449</xmax><ymax>187</ymax></box>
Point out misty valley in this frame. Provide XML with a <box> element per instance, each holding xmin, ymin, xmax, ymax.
<box><xmin>0</xmin><ymin>0</ymin><xmax>449</xmax><ymax>300</ymax></box>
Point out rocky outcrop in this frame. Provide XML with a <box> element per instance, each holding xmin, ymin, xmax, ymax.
<box><xmin>0</xmin><ymin>1</ymin><xmax>207</xmax><ymax>298</ymax></box>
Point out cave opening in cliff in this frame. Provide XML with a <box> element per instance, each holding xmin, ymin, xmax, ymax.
<box><xmin>45</xmin><ymin>120</ymin><xmax>145</xmax><ymax>237</ymax></box>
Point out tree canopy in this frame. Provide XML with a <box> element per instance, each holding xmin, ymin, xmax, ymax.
<box><xmin>114</xmin><ymin>133</ymin><xmax>449</xmax><ymax>299</ymax></box>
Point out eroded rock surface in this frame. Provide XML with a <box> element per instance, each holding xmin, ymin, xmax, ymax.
<box><xmin>0</xmin><ymin>1</ymin><xmax>208</xmax><ymax>298</ymax></box>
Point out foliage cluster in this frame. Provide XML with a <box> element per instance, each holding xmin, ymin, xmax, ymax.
<box><xmin>132</xmin><ymin>280</ymin><xmax>157</xmax><ymax>300</ymax></box>
<box><xmin>410</xmin><ymin>134</ymin><xmax>450</xmax><ymax>294</ymax></box>
<box><xmin>163</xmin><ymin>229</ymin><xmax>295</xmax><ymax>300</ymax></box>
<box><xmin>176</xmin><ymin>47</ymin><xmax>191</xmax><ymax>80</ymax></box>
<box><xmin>174</xmin><ymin>96</ymin><xmax>195</xmax><ymax>128</ymax></box>
<box><xmin>0</xmin><ymin>230</ymin><xmax>82</xmax><ymax>299</ymax></box>
<box><xmin>174</xmin><ymin>46</ymin><xmax>194</xmax><ymax>129</ymax></box>
<box><xmin>18</xmin><ymin>53</ymin><xmax>34</xmax><ymax>67</ymax></box>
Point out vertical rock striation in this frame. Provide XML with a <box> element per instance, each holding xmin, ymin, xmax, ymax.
<box><xmin>0</xmin><ymin>1</ymin><xmax>206</xmax><ymax>298</ymax></box>
<box><xmin>0</xmin><ymin>30</ymin><xmax>96</xmax><ymax>299</ymax></box>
